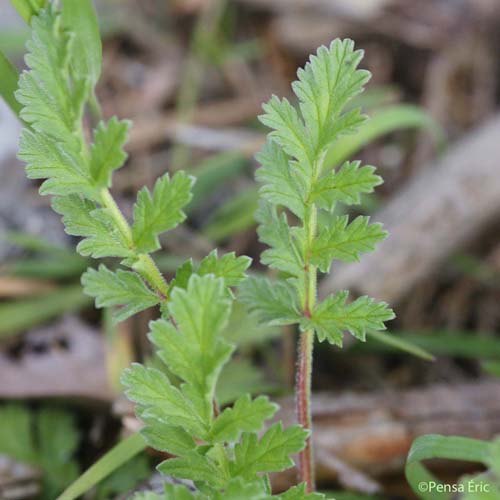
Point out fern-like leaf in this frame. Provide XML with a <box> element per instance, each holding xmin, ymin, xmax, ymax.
<box><xmin>301</xmin><ymin>291</ymin><xmax>395</xmax><ymax>346</ymax></box>
<box><xmin>131</xmin><ymin>172</ymin><xmax>194</xmax><ymax>253</ymax></box>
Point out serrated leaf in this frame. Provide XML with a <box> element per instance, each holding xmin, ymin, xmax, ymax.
<box><xmin>19</xmin><ymin>129</ymin><xmax>94</xmax><ymax>198</ymax></box>
<box><xmin>279</xmin><ymin>484</ymin><xmax>328</xmax><ymax>500</ymax></box>
<box><xmin>150</xmin><ymin>275</ymin><xmax>234</xmax><ymax>424</ymax></box>
<box><xmin>169</xmin><ymin>259</ymin><xmax>195</xmax><ymax>291</ymax></box>
<box><xmin>255</xmin><ymin>140</ymin><xmax>307</xmax><ymax>218</ymax></box>
<box><xmin>158</xmin><ymin>451</ymin><xmax>223</xmax><ymax>488</ymax></box>
<box><xmin>90</xmin><ymin>117</ymin><xmax>130</xmax><ymax>188</ymax></box>
<box><xmin>82</xmin><ymin>265</ymin><xmax>159</xmax><ymax>322</ymax></box>
<box><xmin>230</xmin><ymin>423</ymin><xmax>308</xmax><ymax>478</ymax></box>
<box><xmin>213</xmin><ymin>478</ymin><xmax>273</xmax><ymax>500</ymax></box>
<box><xmin>310</xmin><ymin>215</ymin><xmax>387</xmax><ymax>271</ymax></box>
<box><xmin>259</xmin><ymin>96</ymin><xmax>313</xmax><ymax>172</ymax></box>
<box><xmin>239</xmin><ymin>276</ymin><xmax>301</xmax><ymax>326</ymax></box>
<box><xmin>121</xmin><ymin>363</ymin><xmax>206</xmax><ymax>437</ymax></box>
<box><xmin>210</xmin><ymin>394</ymin><xmax>278</xmax><ymax>443</ymax></box>
<box><xmin>16</xmin><ymin>5</ymin><xmax>98</xmax><ymax>199</ymax></box>
<box><xmin>131</xmin><ymin>171</ymin><xmax>194</xmax><ymax>253</ymax></box>
<box><xmin>292</xmin><ymin>39</ymin><xmax>370</xmax><ymax>155</ymax></box>
<box><xmin>52</xmin><ymin>195</ymin><xmax>132</xmax><ymax>259</ymax></box>
<box><xmin>170</xmin><ymin>252</ymin><xmax>251</xmax><ymax>293</ymax></box>
<box><xmin>149</xmin><ymin>320</ymin><xmax>233</xmax><ymax>426</ymax></box>
<box><xmin>301</xmin><ymin>291</ymin><xmax>395</xmax><ymax>345</ymax></box>
<box><xmin>197</xmin><ymin>250</ymin><xmax>251</xmax><ymax>287</ymax></box>
<box><xmin>166</xmin><ymin>274</ymin><xmax>232</xmax><ymax>356</ymax></box>
<box><xmin>16</xmin><ymin>5</ymin><xmax>86</xmax><ymax>141</ymax></box>
<box><xmin>61</xmin><ymin>0</ymin><xmax>102</xmax><ymax>85</ymax></box>
<box><xmin>256</xmin><ymin>202</ymin><xmax>304</xmax><ymax>277</ymax></box>
<box><xmin>141</xmin><ymin>419</ymin><xmax>196</xmax><ymax>457</ymax></box>
<box><xmin>311</xmin><ymin>161</ymin><xmax>382</xmax><ymax>210</ymax></box>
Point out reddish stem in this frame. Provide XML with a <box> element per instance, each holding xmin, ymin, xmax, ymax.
<box><xmin>296</xmin><ymin>328</ymin><xmax>315</xmax><ymax>492</ymax></box>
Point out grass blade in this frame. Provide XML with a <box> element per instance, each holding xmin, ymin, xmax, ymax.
<box><xmin>0</xmin><ymin>50</ymin><xmax>22</xmax><ymax>117</ymax></box>
<box><xmin>366</xmin><ymin>330</ymin><xmax>435</xmax><ymax>361</ymax></box>
<box><xmin>358</xmin><ymin>330</ymin><xmax>500</xmax><ymax>360</ymax></box>
<box><xmin>0</xmin><ymin>285</ymin><xmax>92</xmax><ymax>339</ymax></box>
<box><xmin>56</xmin><ymin>433</ymin><xmax>146</xmax><ymax>500</ymax></box>
<box><xmin>324</xmin><ymin>105</ymin><xmax>444</xmax><ymax>169</ymax></box>
<box><xmin>405</xmin><ymin>434</ymin><xmax>491</xmax><ymax>500</ymax></box>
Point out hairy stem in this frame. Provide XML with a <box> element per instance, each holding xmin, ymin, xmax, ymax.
<box><xmin>99</xmin><ymin>188</ymin><xmax>133</xmax><ymax>244</ymax></box>
<box><xmin>296</xmin><ymin>328</ymin><xmax>315</xmax><ymax>491</ymax></box>
<box><xmin>99</xmin><ymin>188</ymin><xmax>169</xmax><ymax>298</ymax></box>
<box><xmin>296</xmin><ymin>203</ymin><xmax>318</xmax><ymax>491</ymax></box>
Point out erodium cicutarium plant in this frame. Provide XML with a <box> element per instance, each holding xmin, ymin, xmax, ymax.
<box><xmin>240</xmin><ymin>39</ymin><xmax>395</xmax><ymax>491</ymax></box>
<box><xmin>15</xmin><ymin>1</ymin><xmax>393</xmax><ymax>497</ymax></box>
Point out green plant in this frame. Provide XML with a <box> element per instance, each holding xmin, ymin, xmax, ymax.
<box><xmin>11</xmin><ymin>0</ymin><xmax>393</xmax><ymax>497</ymax></box>
<box><xmin>10</xmin><ymin>1</ymin><xmax>332</xmax><ymax>498</ymax></box>
<box><xmin>239</xmin><ymin>39</ymin><xmax>395</xmax><ymax>490</ymax></box>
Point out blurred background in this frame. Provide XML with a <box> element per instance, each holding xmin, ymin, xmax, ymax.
<box><xmin>1</xmin><ymin>0</ymin><xmax>500</xmax><ymax>498</ymax></box>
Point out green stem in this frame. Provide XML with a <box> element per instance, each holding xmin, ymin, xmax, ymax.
<box><xmin>99</xmin><ymin>188</ymin><xmax>169</xmax><ymax>298</ymax></box>
<box><xmin>296</xmin><ymin>203</ymin><xmax>317</xmax><ymax>491</ymax></box>
<box><xmin>132</xmin><ymin>253</ymin><xmax>169</xmax><ymax>298</ymax></box>
<box><xmin>99</xmin><ymin>188</ymin><xmax>133</xmax><ymax>245</ymax></box>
